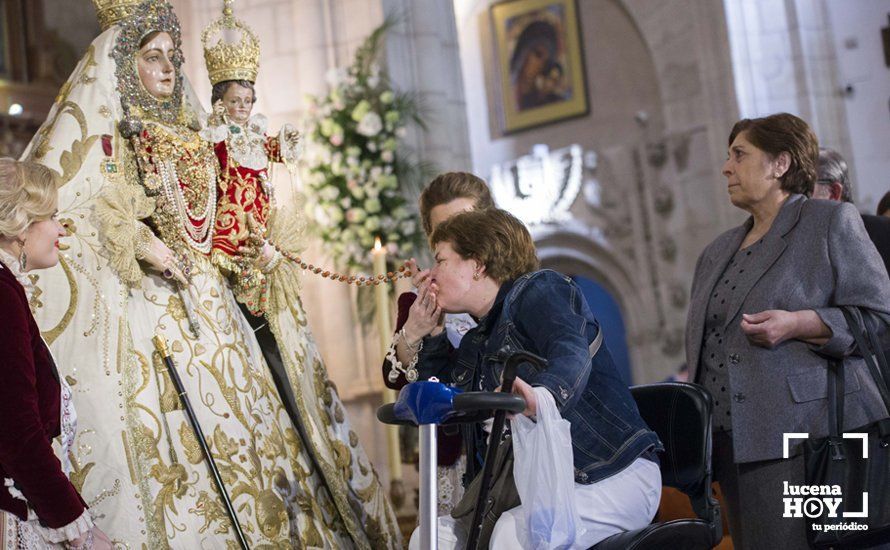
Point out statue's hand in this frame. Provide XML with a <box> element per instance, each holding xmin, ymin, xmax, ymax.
<box><xmin>209</xmin><ymin>99</ymin><xmax>227</xmax><ymax>126</ymax></box>
<box><xmin>142</xmin><ymin>234</ymin><xmax>190</xmax><ymax>285</ymax></box>
<box><xmin>283</xmin><ymin>128</ymin><xmax>301</xmax><ymax>145</ymax></box>
<box><xmin>257</xmin><ymin>242</ymin><xmax>276</xmax><ymax>268</ymax></box>
<box><xmin>236</xmin><ymin>213</ymin><xmax>275</xmax><ymax>269</ymax></box>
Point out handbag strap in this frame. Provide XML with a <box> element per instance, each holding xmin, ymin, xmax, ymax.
<box><xmin>841</xmin><ymin>307</ymin><xmax>890</xmax><ymax>412</ymax></box>
<box><xmin>862</xmin><ymin>309</ymin><xmax>890</xmax><ymax>396</ymax></box>
<box><xmin>828</xmin><ymin>358</ymin><xmax>844</xmax><ymax>437</ymax></box>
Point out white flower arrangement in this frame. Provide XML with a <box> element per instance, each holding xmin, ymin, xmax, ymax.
<box><xmin>304</xmin><ymin>21</ymin><xmax>424</xmax><ymax>270</ymax></box>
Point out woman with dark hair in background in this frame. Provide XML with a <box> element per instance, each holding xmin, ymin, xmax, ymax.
<box><xmin>384</xmin><ymin>171</ymin><xmax>496</xmax><ymax>388</ymax></box>
<box><xmin>383</xmin><ymin>171</ymin><xmax>495</xmax><ymax>515</ymax></box>
<box><xmin>687</xmin><ymin>113</ymin><xmax>890</xmax><ymax>548</ymax></box>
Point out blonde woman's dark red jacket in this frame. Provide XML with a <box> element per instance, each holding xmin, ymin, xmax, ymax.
<box><xmin>0</xmin><ymin>260</ymin><xmax>86</xmax><ymax>527</ymax></box>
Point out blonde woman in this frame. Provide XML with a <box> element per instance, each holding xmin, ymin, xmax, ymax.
<box><xmin>0</xmin><ymin>159</ymin><xmax>111</xmax><ymax>550</ymax></box>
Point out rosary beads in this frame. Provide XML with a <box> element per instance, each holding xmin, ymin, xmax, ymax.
<box><xmin>269</xmin><ymin>241</ymin><xmax>413</xmax><ymax>286</ymax></box>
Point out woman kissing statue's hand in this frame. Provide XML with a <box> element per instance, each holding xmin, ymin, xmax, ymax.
<box><xmin>403</xmin><ymin>278</ymin><xmax>443</xmax><ymax>345</ymax></box>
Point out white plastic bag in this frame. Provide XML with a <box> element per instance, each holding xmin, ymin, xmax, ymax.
<box><xmin>511</xmin><ymin>386</ymin><xmax>581</xmax><ymax>549</ymax></box>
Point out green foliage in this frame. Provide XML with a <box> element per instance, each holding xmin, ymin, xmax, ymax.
<box><xmin>303</xmin><ymin>18</ymin><xmax>425</xmax><ymax>270</ymax></box>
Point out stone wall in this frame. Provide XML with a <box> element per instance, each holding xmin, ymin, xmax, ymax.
<box><xmin>455</xmin><ymin>0</ymin><xmax>743</xmax><ymax>382</ymax></box>
<box><xmin>723</xmin><ymin>0</ymin><xmax>890</xmax><ymax>212</ymax></box>
<box><xmin>824</xmin><ymin>0</ymin><xmax>890</xmax><ymax>211</ymax></box>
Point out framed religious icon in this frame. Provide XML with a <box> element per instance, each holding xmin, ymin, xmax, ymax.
<box><xmin>490</xmin><ymin>0</ymin><xmax>588</xmax><ymax>134</ymax></box>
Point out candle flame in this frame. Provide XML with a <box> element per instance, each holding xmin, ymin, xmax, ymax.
<box><xmin>374</xmin><ymin>236</ymin><xmax>382</xmax><ymax>251</ymax></box>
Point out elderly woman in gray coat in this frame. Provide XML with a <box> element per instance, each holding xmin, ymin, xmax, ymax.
<box><xmin>686</xmin><ymin>113</ymin><xmax>890</xmax><ymax>549</ymax></box>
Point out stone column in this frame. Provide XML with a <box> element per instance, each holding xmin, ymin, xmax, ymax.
<box><xmin>723</xmin><ymin>0</ymin><xmax>852</xmax><ymax>161</ymax></box>
<box><xmin>383</xmin><ymin>0</ymin><xmax>474</xmax><ymax>181</ymax></box>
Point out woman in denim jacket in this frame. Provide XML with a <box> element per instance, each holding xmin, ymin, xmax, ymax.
<box><xmin>407</xmin><ymin>208</ymin><xmax>662</xmax><ymax>549</ymax></box>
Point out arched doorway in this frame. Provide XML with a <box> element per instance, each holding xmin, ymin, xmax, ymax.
<box><xmin>571</xmin><ymin>274</ymin><xmax>633</xmax><ymax>385</ymax></box>
<box><xmin>533</xmin><ymin>225</ymin><xmax>653</xmax><ymax>384</ymax></box>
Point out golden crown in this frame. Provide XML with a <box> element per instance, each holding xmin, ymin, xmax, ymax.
<box><xmin>202</xmin><ymin>0</ymin><xmax>260</xmax><ymax>86</ymax></box>
<box><xmin>92</xmin><ymin>0</ymin><xmax>150</xmax><ymax>31</ymax></box>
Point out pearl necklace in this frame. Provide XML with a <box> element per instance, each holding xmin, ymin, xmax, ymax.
<box><xmin>158</xmin><ymin>158</ymin><xmax>217</xmax><ymax>254</ymax></box>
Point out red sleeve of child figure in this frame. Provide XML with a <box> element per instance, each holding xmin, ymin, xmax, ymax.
<box><xmin>211</xmin><ymin>141</ymin><xmax>272</xmax><ymax>271</ymax></box>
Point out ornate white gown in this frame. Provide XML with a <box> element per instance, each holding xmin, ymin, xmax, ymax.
<box><xmin>19</xmin><ymin>6</ymin><xmax>400</xmax><ymax>549</ymax></box>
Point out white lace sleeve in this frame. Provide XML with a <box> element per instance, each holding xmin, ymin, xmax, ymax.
<box><xmin>4</xmin><ymin>479</ymin><xmax>93</xmax><ymax>543</ymax></box>
<box><xmin>249</xmin><ymin>113</ymin><xmax>268</xmax><ymax>135</ymax></box>
<box><xmin>29</xmin><ymin>508</ymin><xmax>93</xmax><ymax>544</ymax></box>
<box><xmin>199</xmin><ymin>123</ymin><xmax>229</xmax><ymax>144</ymax></box>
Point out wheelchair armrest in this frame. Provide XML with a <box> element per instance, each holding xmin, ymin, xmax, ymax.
<box><xmin>689</xmin><ymin>489</ymin><xmax>722</xmax><ymax>547</ymax></box>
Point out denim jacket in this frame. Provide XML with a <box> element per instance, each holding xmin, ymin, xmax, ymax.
<box><xmin>417</xmin><ymin>269</ymin><xmax>662</xmax><ymax>484</ymax></box>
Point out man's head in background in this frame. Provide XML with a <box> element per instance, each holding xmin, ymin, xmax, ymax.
<box><xmin>813</xmin><ymin>148</ymin><xmax>853</xmax><ymax>203</ymax></box>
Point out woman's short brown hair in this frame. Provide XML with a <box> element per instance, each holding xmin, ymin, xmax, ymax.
<box><xmin>430</xmin><ymin>208</ymin><xmax>538</xmax><ymax>283</ymax></box>
<box><xmin>419</xmin><ymin>172</ymin><xmax>495</xmax><ymax>235</ymax></box>
<box><xmin>0</xmin><ymin>159</ymin><xmax>58</xmax><ymax>238</ymax></box>
<box><xmin>728</xmin><ymin>113</ymin><xmax>818</xmax><ymax>196</ymax></box>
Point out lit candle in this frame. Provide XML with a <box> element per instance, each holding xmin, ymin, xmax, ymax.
<box><xmin>372</xmin><ymin>237</ymin><xmax>403</xmax><ymax>481</ymax></box>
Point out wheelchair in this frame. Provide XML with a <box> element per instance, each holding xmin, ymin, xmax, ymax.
<box><xmin>378</xmin><ymin>350</ymin><xmax>722</xmax><ymax>550</ymax></box>
<box><xmin>592</xmin><ymin>382</ymin><xmax>722</xmax><ymax>549</ymax></box>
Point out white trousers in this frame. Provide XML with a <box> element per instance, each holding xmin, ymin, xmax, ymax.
<box><xmin>409</xmin><ymin>455</ymin><xmax>662</xmax><ymax>549</ymax></box>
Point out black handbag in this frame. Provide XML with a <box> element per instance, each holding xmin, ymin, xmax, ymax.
<box><xmin>450</xmin><ymin>434</ymin><xmax>520</xmax><ymax>548</ymax></box>
<box><xmin>804</xmin><ymin>307</ymin><xmax>890</xmax><ymax>548</ymax></box>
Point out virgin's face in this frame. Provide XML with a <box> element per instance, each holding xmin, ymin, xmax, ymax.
<box><xmin>22</xmin><ymin>214</ymin><xmax>66</xmax><ymax>271</ymax></box>
<box><xmin>428</xmin><ymin>197</ymin><xmax>476</xmax><ymax>233</ymax></box>
<box><xmin>430</xmin><ymin>241</ymin><xmax>479</xmax><ymax>314</ymax></box>
<box><xmin>722</xmin><ymin>131</ymin><xmax>783</xmax><ymax>210</ymax></box>
<box><xmin>520</xmin><ymin>45</ymin><xmax>548</xmax><ymax>83</ymax></box>
<box><xmin>222</xmin><ymin>83</ymin><xmax>255</xmax><ymax>125</ymax></box>
<box><xmin>137</xmin><ymin>32</ymin><xmax>176</xmax><ymax>99</ymax></box>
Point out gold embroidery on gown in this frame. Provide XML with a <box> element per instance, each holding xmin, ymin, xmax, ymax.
<box><xmin>20</xmin><ymin>1</ymin><xmax>400</xmax><ymax>547</ymax></box>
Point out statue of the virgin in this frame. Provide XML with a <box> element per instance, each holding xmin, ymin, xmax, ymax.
<box><xmin>20</xmin><ymin>1</ymin><xmax>400</xmax><ymax>547</ymax></box>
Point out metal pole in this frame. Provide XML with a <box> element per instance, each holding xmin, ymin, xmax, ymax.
<box><xmin>418</xmin><ymin>423</ymin><xmax>438</xmax><ymax>550</ymax></box>
<box><xmin>152</xmin><ymin>334</ymin><xmax>250</xmax><ymax>550</ymax></box>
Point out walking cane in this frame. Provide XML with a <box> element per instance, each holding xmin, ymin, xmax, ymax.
<box><xmin>152</xmin><ymin>333</ymin><xmax>250</xmax><ymax>550</ymax></box>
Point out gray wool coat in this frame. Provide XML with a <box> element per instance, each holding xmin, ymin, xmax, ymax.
<box><xmin>687</xmin><ymin>194</ymin><xmax>890</xmax><ymax>463</ymax></box>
